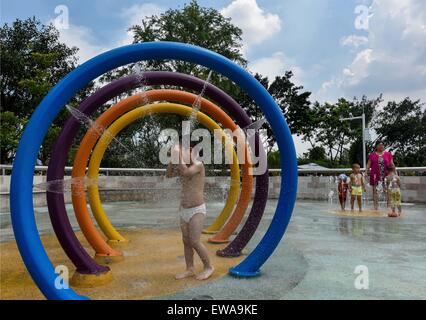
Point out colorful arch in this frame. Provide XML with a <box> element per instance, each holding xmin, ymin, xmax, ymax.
<box><xmin>86</xmin><ymin>102</ymin><xmax>241</xmax><ymax>247</ymax></box>
<box><xmin>10</xmin><ymin>42</ymin><xmax>298</xmax><ymax>300</ymax></box>
<box><xmin>71</xmin><ymin>91</ymin><xmax>247</xmax><ymax>254</ymax></box>
<box><xmin>70</xmin><ymin>89</ymin><xmax>252</xmax><ymax>256</ymax></box>
<box><xmin>46</xmin><ymin>72</ymin><xmax>268</xmax><ymax>275</ymax></box>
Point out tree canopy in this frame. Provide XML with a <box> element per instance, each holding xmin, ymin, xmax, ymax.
<box><xmin>374</xmin><ymin>98</ymin><xmax>425</xmax><ymax>166</ymax></box>
<box><xmin>0</xmin><ymin>2</ymin><xmax>424</xmax><ymax>168</ymax></box>
<box><xmin>130</xmin><ymin>0</ymin><xmax>247</xmax><ymax>69</ymax></box>
<box><xmin>1</xmin><ymin>17</ymin><xmax>78</xmax><ymax>118</ymax></box>
<box><xmin>98</xmin><ymin>0</ymin><xmax>313</xmax><ymax>167</ymax></box>
<box><xmin>0</xmin><ymin>17</ymin><xmax>90</xmax><ymax>163</ymax></box>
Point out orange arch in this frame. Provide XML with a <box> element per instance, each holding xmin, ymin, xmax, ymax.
<box><xmin>71</xmin><ymin>89</ymin><xmax>253</xmax><ymax>256</ymax></box>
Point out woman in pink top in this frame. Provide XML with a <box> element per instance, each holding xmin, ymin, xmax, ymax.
<box><xmin>366</xmin><ymin>140</ymin><xmax>395</xmax><ymax>210</ymax></box>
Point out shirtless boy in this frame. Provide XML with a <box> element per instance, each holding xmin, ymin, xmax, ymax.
<box><xmin>349</xmin><ymin>163</ymin><xmax>365</xmax><ymax>212</ymax></box>
<box><xmin>166</xmin><ymin>141</ymin><xmax>214</xmax><ymax>280</ymax></box>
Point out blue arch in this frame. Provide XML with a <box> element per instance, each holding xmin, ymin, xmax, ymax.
<box><xmin>10</xmin><ymin>41</ymin><xmax>298</xmax><ymax>299</ymax></box>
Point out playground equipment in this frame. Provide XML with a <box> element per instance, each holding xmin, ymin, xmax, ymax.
<box><xmin>73</xmin><ymin>96</ymin><xmax>244</xmax><ymax>257</ymax></box>
<box><xmin>82</xmin><ymin>91</ymin><xmax>252</xmax><ymax>245</ymax></box>
<box><xmin>87</xmin><ymin>102</ymin><xmax>241</xmax><ymax>239</ymax></box>
<box><xmin>10</xmin><ymin>42</ymin><xmax>298</xmax><ymax>300</ymax></box>
<box><xmin>46</xmin><ymin>72</ymin><xmax>268</xmax><ymax>271</ymax></box>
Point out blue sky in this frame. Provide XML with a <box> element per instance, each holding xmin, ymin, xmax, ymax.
<box><xmin>2</xmin><ymin>0</ymin><xmax>426</xmax><ymax>155</ymax></box>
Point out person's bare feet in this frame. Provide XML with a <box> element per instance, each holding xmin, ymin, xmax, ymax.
<box><xmin>196</xmin><ymin>267</ymin><xmax>214</xmax><ymax>280</ymax></box>
<box><xmin>175</xmin><ymin>268</ymin><xmax>195</xmax><ymax>280</ymax></box>
<box><xmin>388</xmin><ymin>211</ymin><xmax>398</xmax><ymax>218</ymax></box>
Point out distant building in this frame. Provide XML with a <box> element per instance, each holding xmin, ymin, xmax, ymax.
<box><xmin>298</xmin><ymin>163</ymin><xmax>328</xmax><ymax>170</ymax></box>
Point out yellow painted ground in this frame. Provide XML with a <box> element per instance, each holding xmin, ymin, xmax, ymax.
<box><xmin>0</xmin><ymin>228</ymin><xmax>243</xmax><ymax>300</ymax></box>
<box><xmin>330</xmin><ymin>209</ymin><xmax>389</xmax><ymax>218</ymax></box>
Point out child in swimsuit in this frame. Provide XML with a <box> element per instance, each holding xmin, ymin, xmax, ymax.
<box><xmin>385</xmin><ymin>164</ymin><xmax>402</xmax><ymax>217</ymax></box>
<box><xmin>337</xmin><ymin>174</ymin><xmax>349</xmax><ymax>211</ymax></box>
<box><xmin>349</xmin><ymin>163</ymin><xmax>365</xmax><ymax>212</ymax></box>
<box><xmin>166</xmin><ymin>141</ymin><xmax>214</xmax><ymax>281</ymax></box>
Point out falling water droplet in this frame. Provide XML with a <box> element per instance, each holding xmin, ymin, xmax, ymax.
<box><xmin>188</xmin><ymin>70</ymin><xmax>213</xmax><ymax>131</ymax></box>
<box><xmin>243</xmin><ymin>118</ymin><xmax>267</xmax><ymax>138</ymax></box>
<box><xmin>33</xmin><ymin>176</ymin><xmax>100</xmax><ymax>195</ymax></box>
<box><xmin>66</xmin><ymin>105</ymin><xmax>150</xmax><ymax>167</ymax></box>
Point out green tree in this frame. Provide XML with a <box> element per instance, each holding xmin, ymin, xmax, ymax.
<box><xmin>100</xmin><ymin>1</ymin><xmax>312</xmax><ymax>165</ymax></box>
<box><xmin>348</xmin><ymin>138</ymin><xmax>363</xmax><ymax>166</ymax></box>
<box><xmin>311</xmin><ymin>99</ymin><xmax>353</xmax><ymax>163</ymax></box>
<box><xmin>233</xmin><ymin>72</ymin><xmax>312</xmax><ymax>153</ymax></box>
<box><xmin>130</xmin><ymin>0</ymin><xmax>246</xmax><ymax>69</ymax></box>
<box><xmin>346</xmin><ymin>95</ymin><xmax>381</xmax><ymax>165</ymax></box>
<box><xmin>373</xmin><ymin>98</ymin><xmax>425</xmax><ymax>166</ymax></box>
<box><xmin>98</xmin><ymin>1</ymin><xmax>310</xmax><ymax>167</ymax></box>
<box><xmin>1</xmin><ymin>17</ymin><xmax>94</xmax><ymax>164</ymax></box>
<box><xmin>308</xmin><ymin>96</ymin><xmax>381</xmax><ymax>165</ymax></box>
<box><xmin>267</xmin><ymin>150</ymin><xmax>280</xmax><ymax>169</ymax></box>
<box><xmin>1</xmin><ymin>17</ymin><xmax>78</xmax><ymax>117</ymax></box>
<box><xmin>100</xmin><ymin>0</ymin><xmax>246</xmax><ymax>84</ymax></box>
<box><xmin>307</xmin><ymin>146</ymin><xmax>327</xmax><ymax>162</ymax></box>
<box><xmin>0</xmin><ymin>112</ymin><xmax>27</xmax><ymax>163</ymax></box>
<box><xmin>298</xmin><ymin>146</ymin><xmax>335</xmax><ymax>167</ymax></box>
<box><xmin>95</xmin><ymin>1</ymin><xmax>249</xmax><ymax>167</ymax></box>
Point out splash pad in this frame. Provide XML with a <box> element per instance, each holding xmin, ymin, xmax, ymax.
<box><xmin>10</xmin><ymin>42</ymin><xmax>298</xmax><ymax>299</ymax></box>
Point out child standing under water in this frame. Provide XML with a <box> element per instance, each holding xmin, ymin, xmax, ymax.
<box><xmin>385</xmin><ymin>164</ymin><xmax>402</xmax><ymax>217</ymax></box>
<box><xmin>166</xmin><ymin>141</ymin><xmax>214</xmax><ymax>281</ymax></box>
<box><xmin>337</xmin><ymin>174</ymin><xmax>349</xmax><ymax>211</ymax></box>
<box><xmin>349</xmin><ymin>163</ymin><xmax>365</xmax><ymax>212</ymax></box>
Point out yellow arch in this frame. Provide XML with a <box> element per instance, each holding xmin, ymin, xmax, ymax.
<box><xmin>87</xmin><ymin>103</ymin><xmax>240</xmax><ymax>240</ymax></box>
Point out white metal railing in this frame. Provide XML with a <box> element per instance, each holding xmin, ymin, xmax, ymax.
<box><xmin>0</xmin><ymin>164</ymin><xmax>166</xmax><ymax>176</ymax></box>
<box><xmin>1</xmin><ymin>164</ymin><xmax>425</xmax><ymax>176</ymax></box>
<box><xmin>279</xmin><ymin>167</ymin><xmax>426</xmax><ymax>174</ymax></box>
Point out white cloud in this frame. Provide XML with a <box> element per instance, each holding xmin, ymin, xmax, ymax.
<box><xmin>321</xmin><ymin>79</ymin><xmax>335</xmax><ymax>91</ymax></box>
<box><xmin>54</xmin><ymin>3</ymin><xmax>165</xmax><ymax>63</ymax></box>
<box><xmin>321</xmin><ymin>0</ymin><xmax>426</xmax><ymax>102</ymax></box>
<box><xmin>341</xmin><ymin>48</ymin><xmax>374</xmax><ymax>86</ymax></box>
<box><xmin>119</xmin><ymin>3</ymin><xmax>165</xmax><ymax>45</ymax></box>
<box><xmin>57</xmin><ymin>24</ymin><xmax>110</xmax><ymax>63</ymax></box>
<box><xmin>312</xmin><ymin>78</ymin><xmax>339</xmax><ymax>104</ymax></box>
<box><xmin>249</xmin><ymin>51</ymin><xmax>304</xmax><ymax>85</ymax></box>
<box><xmin>340</xmin><ymin>35</ymin><xmax>369</xmax><ymax>48</ymax></box>
<box><xmin>221</xmin><ymin>0</ymin><xmax>282</xmax><ymax>51</ymax></box>
<box><xmin>121</xmin><ymin>3</ymin><xmax>164</xmax><ymax>27</ymax></box>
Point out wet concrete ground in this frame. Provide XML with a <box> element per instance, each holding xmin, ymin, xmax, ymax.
<box><xmin>1</xmin><ymin>199</ymin><xmax>425</xmax><ymax>299</ymax></box>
